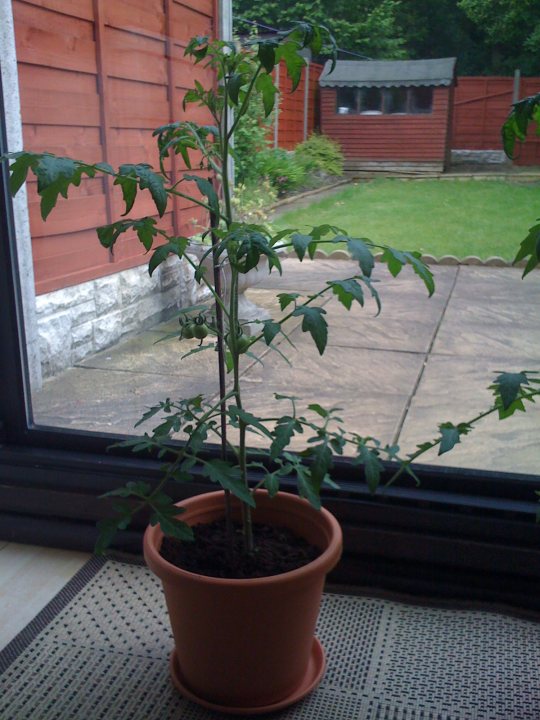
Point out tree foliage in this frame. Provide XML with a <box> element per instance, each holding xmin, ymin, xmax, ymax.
<box><xmin>233</xmin><ymin>0</ymin><xmax>540</xmax><ymax>74</ymax></box>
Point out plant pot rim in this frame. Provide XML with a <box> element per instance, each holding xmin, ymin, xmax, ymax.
<box><xmin>144</xmin><ymin>489</ymin><xmax>342</xmax><ymax>587</ymax></box>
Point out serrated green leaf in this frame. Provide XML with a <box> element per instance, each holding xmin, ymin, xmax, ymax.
<box><xmin>262</xmin><ymin>320</ymin><xmax>280</xmax><ymax>345</ymax></box>
<box><xmin>346</xmin><ymin>238</ymin><xmax>375</xmax><ymax>277</ymax></box>
<box><xmin>202</xmin><ymin>459</ymin><xmax>255</xmax><ymax>507</ymax></box>
<box><xmin>357</xmin><ymin>443</ymin><xmax>383</xmax><ymax>493</ymax></box>
<box><xmin>308</xmin><ymin>403</ymin><xmax>329</xmax><ymax>418</ymax></box>
<box><xmin>276</xmin><ymin>41</ymin><xmax>305</xmax><ymax>92</ymax></box>
<box><xmin>380</xmin><ymin>247</ymin><xmax>408</xmax><ymax>277</ymax></box>
<box><xmin>102</xmin><ymin>480</ymin><xmax>152</xmax><ymax>499</ymax></box>
<box><xmin>438</xmin><ymin>423</ymin><xmax>461</xmax><ymax>455</ymax></box>
<box><xmin>228</xmin><ymin>73</ymin><xmax>244</xmax><ymax>105</ymax></box>
<box><xmin>148</xmin><ymin>237</ymin><xmax>189</xmax><ymax>276</ymax></box>
<box><xmin>270</xmin><ymin>416</ymin><xmax>303</xmax><ymax>459</ymax></box>
<box><xmin>491</xmin><ymin>371</ymin><xmax>530</xmax><ymax>410</ymax></box>
<box><xmin>228</xmin><ymin>405</ymin><xmax>273</xmax><ymax>439</ymax></box>
<box><xmin>328</xmin><ymin>278</ymin><xmax>365</xmax><ymax>311</ymax></box>
<box><xmin>513</xmin><ymin>222</ymin><xmax>540</xmax><ymax>277</ymax></box>
<box><xmin>292</xmin><ymin>306</ymin><xmax>328</xmax><ymax>355</ymax></box>
<box><xmin>151</xmin><ymin>512</ymin><xmax>194</xmax><ymax>541</ymax></box>
<box><xmin>404</xmin><ymin>251</ymin><xmax>435</xmax><ymax>296</ymax></box>
<box><xmin>291</xmin><ymin>232</ymin><xmax>316</xmax><ymax>261</ymax></box>
<box><xmin>184</xmin><ymin>174</ymin><xmax>219</xmax><ymax>218</ymax></box>
<box><xmin>257</xmin><ymin>42</ymin><xmax>276</xmax><ymax>73</ymax></box>
<box><xmin>278</xmin><ymin>292</ymin><xmax>300</xmax><ymax>311</ymax></box>
<box><xmin>7</xmin><ymin>152</ymin><xmax>39</xmax><ymax>196</ymax></box>
<box><xmin>256</xmin><ymin>71</ymin><xmax>279</xmax><ymax>117</ymax></box>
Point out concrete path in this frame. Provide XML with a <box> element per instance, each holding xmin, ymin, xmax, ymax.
<box><xmin>32</xmin><ymin>258</ymin><xmax>539</xmax><ymax>475</ymax></box>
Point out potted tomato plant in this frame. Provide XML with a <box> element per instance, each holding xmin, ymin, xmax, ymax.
<box><xmin>5</xmin><ymin>22</ymin><xmax>539</xmax><ymax>715</ymax></box>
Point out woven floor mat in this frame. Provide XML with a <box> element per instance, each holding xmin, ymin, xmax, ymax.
<box><xmin>1</xmin><ymin>556</ymin><xmax>539</xmax><ymax>719</ymax></box>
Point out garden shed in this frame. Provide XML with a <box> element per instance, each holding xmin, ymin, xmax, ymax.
<box><xmin>319</xmin><ymin>57</ymin><xmax>456</xmax><ymax>173</ymax></box>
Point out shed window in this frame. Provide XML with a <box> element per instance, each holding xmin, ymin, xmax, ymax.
<box><xmin>336</xmin><ymin>86</ymin><xmax>433</xmax><ymax>115</ymax></box>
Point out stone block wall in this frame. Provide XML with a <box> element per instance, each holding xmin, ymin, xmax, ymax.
<box><xmin>36</xmin><ymin>255</ymin><xmax>209</xmax><ymax>378</ymax></box>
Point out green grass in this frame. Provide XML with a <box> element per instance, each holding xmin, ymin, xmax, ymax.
<box><xmin>274</xmin><ymin>178</ymin><xmax>540</xmax><ymax>260</ymax></box>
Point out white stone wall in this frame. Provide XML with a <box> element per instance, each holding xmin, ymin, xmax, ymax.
<box><xmin>451</xmin><ymin>149</ymin><xmax>511</xmax><ymax>165</ymax></box>
<box><xmin>37</xmin><ymin>255</ymin><xmax>209</xmax><ymax>378</ymax></box>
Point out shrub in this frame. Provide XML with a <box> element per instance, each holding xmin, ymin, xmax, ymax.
<box><xmin>254</xmin><ymin>147</ymin><xmax>307</xmax><ymax>195</ymax></box>
<box><xmin>295</xmin><ymin>133</ymin><xmax>344</xmax><ymax>176</ymax></box>
<box><xmin>231</xmin><ymin>179</ymin><xmax>278</xmax><ymax>223</ymax></box>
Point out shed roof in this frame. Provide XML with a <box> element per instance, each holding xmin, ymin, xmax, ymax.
<box><xmin>319</xmin><ymin>58</ymin><xmax>457</xmax><ymax>88</ymax></box>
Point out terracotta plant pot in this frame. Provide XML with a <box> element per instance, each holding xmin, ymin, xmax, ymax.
<box><xmin>143</xmin><ymin>489</ymin><xmax>343</xmax><ymax>715</ymax></box>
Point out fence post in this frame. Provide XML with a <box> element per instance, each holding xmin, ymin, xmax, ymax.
<box><xmin>303</xmin><ymin>62</ymin><xmax>310</xmax><ymax>141</ymax></box>
<box><xmin>274</xmin><ymin>62</ymin><xmax>280</xmax><ymax>149</ymax></box>
<box><xmin>512</xmin><ymin>69</ymin><xmax>521</xmax><ymax>103</ymax></box>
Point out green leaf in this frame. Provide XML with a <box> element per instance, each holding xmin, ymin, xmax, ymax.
<box><xmin>255</xmin><ymin>72</ymin><xmax>279</xmax><ymax>117</ymax></box>
<box><xmin>184</xmin><ymin>174</ymin><xmax>220</xmax><ymax>218</ymax></box>
<box><xmin>102</xmin><ymin>480</ymin><xmax>152</xmax><ymax>499</ymax></box>
<box><xmin>381</xmin><ymin>247</ymin><xmax>408</xmax><ymax>277</ymax></box>
<box><xmin>228</xmin><ymin>405</ymin><xmax>273</xmax><ymax>439</ymax></box>
<box><xmin>257</xmin><ymin>42</ymin><xmax>276</xmax><ymax>73</ymax></box>
<box><xmin>264</xmin><ymin>472</ymin><xmax>280</xmax><ymax>497</ymax></box>
<box><xmin>438</xmin><ymin>423</ymin><xmax>462</xmax><ymax>455</ymax></box>
<box><xmin>150</xmin><ymin>512</ymin><xmax>194</xmax><ymax>542</ymax></box>
<box><xmin>270</xmin><ymin>416</ymin><xmax>303</xmax><ymax>459</ymax></box>
<box><xmin>356</xmin><ymin>443</ymin><xmax>383</xmax><ymax>493</ymax></box>
<box><xmin>308</xmin><ymin>403</ymin><xmax>329</xmax><ymax>418</ymax></box>
<box><xmin>202</xmin><ymin>459</ymin><xmax>255</xmax><ymax>507</ymax></box>
<box><xmin>303</xmin><ymin>442</ymin><xmax>333</xmax><ymax>488</ymax></box>
<box><xmin>513</xmin><ymin>222</ymin><xmax>540</xmax><ymax>277</ymax></box>
<box><xmin>114</xmin><ymin>169</ymin><xmax>138</xmax><ymax>215</ymax></box>
<box><xmin>278</xmin><ymin>292</ymin><xmax>300</xmax><ymax>311</ymax></box>
<box><xmin>291</xmin><ymin>232</ymin><xmax>317</xmax><ymax>261</ymax></box>
<box><xmin>276</xmin><ymin>41</ymin><xmax>306</xmax><ymax>92</ymax></box>
<box><xmin>117</xmin><ymin>164</ymin><xmax>168</xmax><ymax>217</ymax></box>
<box><xmin>328</xmin><ymin>278</ymin><xmax>365</xmax><ymax>311</ymax></box>
<box><xmin>292</xmin><ymin>306</ymin><xmax>328</xmax><ymax>355</ymax></box>
<box><xmin>262</xmin><ymin>320</ymin><xmax>280</xmax><ymax>345</ymax></box>
<box><xmin>346</xmin><ymin>238</ymin><xmax>375</xmax><ymax>277</ymax></box>
<box><xmin>34</xmin><ymin>155</ymin><xmax>91</xmax><ymax>220</ymax></box>
<box><xmin>491</xmin><ymin>371</ymin><xmax>530</xmax><ymax>411</ymax></box>
<box><xmin>403</xmin><ymin>251</ymin><xmax>435</xmax><ymax>296</ymax></box>
<box><xmin>7</xmin><ymin>152</ymin><xmax>39</xmax><ymax>196</ymax></box>
<box><xmin>148</xmin><ymin>237</ymin><xmax>189</xmax><ymax>276</ymax></box>
<box><xmin>227</xmin><ymin>73</ymin><xmax>244</xmax><ymax>105</ymax></box>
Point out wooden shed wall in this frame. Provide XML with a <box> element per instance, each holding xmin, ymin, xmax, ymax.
<box><xmin>452</xmin><ymin>76</ymin><xmax>540</xmax><ymax>166</ymax></box>
<box><xmin>320</xmin><ymin>86</ymin><xmax>452</xmax><ymax>169</ymax></box>
<box><xmin>14</xmin><ymin>0</ymin><xmax>216</xmax><ymax>295</ymax></box>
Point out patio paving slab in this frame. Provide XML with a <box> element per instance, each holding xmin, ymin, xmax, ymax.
<box><xmin>431</xmin><ymin>266</ymin><xmax>540</xmax><ymax>361</ymax></box>
<box><xmin>30</xmin><ymin>257</ymin><xmax>539</xmax><ymax>476</ymax></box>
<box><xmin>397</xmin><ymin>354</ymin><xmax>539</xmax><ymax>474</ymax></box>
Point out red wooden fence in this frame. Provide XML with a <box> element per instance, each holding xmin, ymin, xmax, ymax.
<box><xmin>14</xmin><ymin>0</ymin><xmax>216</xmax><ymax>295</ymax></box>
<box><xmin>272</xmin><ymin>61</ymin><xmax>323</xmax><ymax>150</ymax></box>
<box><xmin>451</xmin><ymin>76</ymin><xmax>540</xmax><ymax>165</ymax></box>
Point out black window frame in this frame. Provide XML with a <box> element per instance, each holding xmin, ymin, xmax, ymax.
<box><xmin>336</xmin><ymin>86</ymin><xmax>434</xmax><ymax>116</ymax></box>
<box><xmin>1</xmin><ymin>71</ymin><xmax>540</xmax><ymax>608</ymax></box>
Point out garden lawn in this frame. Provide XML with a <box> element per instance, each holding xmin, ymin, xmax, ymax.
<box><xmin>274</xmin><ymin>178</ymin><xmax>540</xmax><ymax>260</ymax></box>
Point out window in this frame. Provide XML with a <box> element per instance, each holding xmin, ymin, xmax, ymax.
<box><xmin>1</xmin><ymin>3</ymin><xmax>539</xmax><ymax>604</ymax></box>
<box><xmin>336</xmin><ymin>86</ymin><xmax>433</xmax><ymax>115</ymax></box>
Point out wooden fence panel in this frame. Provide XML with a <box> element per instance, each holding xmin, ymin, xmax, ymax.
<box><xmin>451</xmin><ymin>75</ymin><xmax>540</xmax><ymax>165</ymax></box>
<box><xmin>14</xmin><ymin>0</ymin><xmax>216</xmax><ymax>295</ymax></box>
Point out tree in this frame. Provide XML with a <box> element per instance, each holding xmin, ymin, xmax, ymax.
<box><xmin>458</xmin><ymin>0</ymin><xmax>540</xmax><ymax>74</ymax></box>
<box><xmin>232</xmin><ymin>0</ymin><xmax>406</xmax><ymax>59</ymax></box>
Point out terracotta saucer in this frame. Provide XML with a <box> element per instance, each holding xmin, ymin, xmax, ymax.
<box><xmin>169</xmin><ymin>637</ymin><xmax>326</xmax><ymax>716</ymax></box>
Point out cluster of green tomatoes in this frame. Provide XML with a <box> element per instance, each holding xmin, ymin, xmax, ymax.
<box><xmin>179</xmin><ymin>313</ymin><xmax>253</xmax><ymax>354</ymax></box>
<box><xmin>179</xmin><ymin>313</ymin><xmax>211</xmax><ymax>340</ymax></box>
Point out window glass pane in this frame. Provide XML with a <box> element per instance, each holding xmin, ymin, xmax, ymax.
<box><xmin>384</xmin><ymin>87</ymin><xmax>407</xmax><ymax>114</ymax></box>
<box><xmin>360</xmin><ymin>87</ymin><xmax>382</xmax><ymax>114</ymax></box>
<box><xmin>2</xmin><ymin>2</ymin><xmax>538</xmax><ymax>483</ymax></box>
<box><xmin>336</xmin><ymin>87</ymin><xmax>357</xmax><ymax>114</ymax></box>
<box><xmin>409</xmin><ymin>86</ymin><xmax>433</xmax><ymax>114</ymax></box>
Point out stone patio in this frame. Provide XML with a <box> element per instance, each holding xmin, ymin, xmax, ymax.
<box><xmin>31</xmin><ymin>257</ymin><xmax>539</xmax><ymax>475</ymax></box>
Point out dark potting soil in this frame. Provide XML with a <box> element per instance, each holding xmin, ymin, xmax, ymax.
<box><xmin>160</xmin><ymin>519</ymin><xmax>321</xmax><ymax>579</ymax></box>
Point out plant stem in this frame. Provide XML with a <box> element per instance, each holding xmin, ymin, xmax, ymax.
<box><xmin>210</xmin><ymin>198</ymin><xmax>233</xmax><ymax>546</ymax></box>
